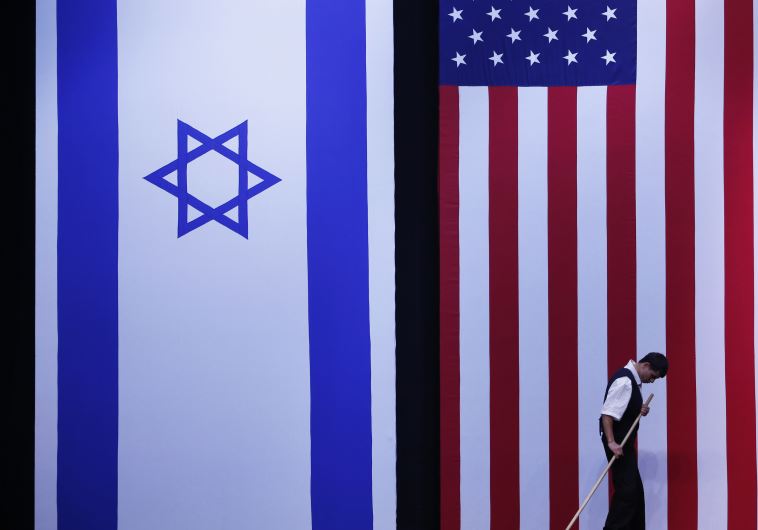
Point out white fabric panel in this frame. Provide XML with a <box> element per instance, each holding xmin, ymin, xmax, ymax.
<box><xmin>458</xmin><ymin>86</ymin><xmax>491</xmax><ymax>530</ymax></box>
<box><xmin>636</xmin><ymin>0</ymin><xmax>669</xmax><ymax>526</ymax></box>
<box><xmin>754</xmin><ymin>1</ymin><xmax>758</xmax><ymax>526</ymax></box>
<box><xmin>116</xmin><ymin>2</ymin><xmax>312</xmax><ymax>529</ymax></box>
<box><xmin>35</xmin><ymin>1</ymin><xmax>58</xmax><ymax>528</ymax></box>
<box><xmin>576</xmin><ymin>84</ymin><xmax>609</xmax><ymax>530</ymax></box>
<box><xmin>517</xmin><ymin>87</ymin><xmax>550</xmax><ymax>530</ymax></box>
<box><xmin>366</xmin><ymin>0</ymin><xmax>397</xmax><ymax>527</ymax></box>
<box><xmin>694</xmin><ymin>0</ymin><xmax>729</xmax><ymax>527</ymax></box>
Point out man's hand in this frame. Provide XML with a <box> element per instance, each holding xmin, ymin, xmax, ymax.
<box><xmin>641</xmin><ymin>405</ymin><xmax>650</xmax><ymax>417</ymax></box>
<box><xmin>607</xmin><ymin>441</ymin><xmax>624</xmax><ymax>458</ymax></box>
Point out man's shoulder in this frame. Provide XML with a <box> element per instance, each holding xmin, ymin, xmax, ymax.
<box><xmin>608</xmin><ymin>375</ymin><xmax>632</xmax><ymax>390</ymax></box>
<box><xmin>609</xmin><ymin>367</ymin><xmax>635</xmax><ymax>383</ymax></box>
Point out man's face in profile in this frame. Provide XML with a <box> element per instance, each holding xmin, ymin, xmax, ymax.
<box><xmin>638</xmin><ymin>362</ymin><xmax>661</xmax><ymax>383</ymax></box>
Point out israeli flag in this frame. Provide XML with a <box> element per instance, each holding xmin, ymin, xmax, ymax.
<box><xmin>36</xmin><ymin>1</ymin><xmax>395</xmax><ymax>529</ymax></box>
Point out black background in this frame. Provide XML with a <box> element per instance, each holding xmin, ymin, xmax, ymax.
<box><xmin>7</xmin><ymin>0</ymin><xmax>36</xmax><ymax>528</ymax></box>
<box><xmin>8</xmin><ymin>1</ymin><xmax>440</xmax><ymax>528</ymax></box>
<box><xmin>394</xmin><ymin>1</ymin><xmax>441</xmax><ymax>529</ymax></box>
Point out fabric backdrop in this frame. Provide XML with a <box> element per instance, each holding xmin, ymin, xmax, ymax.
<box><xmin>35</xmin><ymin>0</ymin><xmax>758</xmax><ymax>529</ymax></box>
<box><xmin>438</xmin><ymin>0</ymin><xmax>758</xmax><ymax>529</ymax></box>
<box><xmin>35</xmin><ymin>1</ymin><xmax>395</xmax><ymax>529</ymax></box>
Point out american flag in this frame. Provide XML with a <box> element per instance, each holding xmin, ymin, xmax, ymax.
<box><xmin>438</xmin><ymin>1</ymin><xmax>758</xmax><ymax>529</ymax></box>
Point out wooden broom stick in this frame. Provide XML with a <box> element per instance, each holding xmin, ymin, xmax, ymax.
<box><xmin>564</xmin><ymin>393</ymin><xmax>654</xmax><ymax>530</ymax></box>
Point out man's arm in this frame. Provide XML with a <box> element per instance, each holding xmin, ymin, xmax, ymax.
<box><xmin>601</xmin><ymin>414</ymin><xmax>623</xmax><ymax>457</ymax></box>
<box><xmin>600</xmin><ymin>377</ymin><xmax>632</xmax><ymax>458</ymax></box>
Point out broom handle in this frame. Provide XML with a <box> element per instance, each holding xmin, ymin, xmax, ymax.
<box><xmin>564</xmin><ymin>393</ymin><xmax>654</xmax><ymax>530</ymax></box>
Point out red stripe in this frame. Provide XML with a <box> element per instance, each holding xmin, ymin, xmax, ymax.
<box><xmin>665</xmin><ymin>0</ymin><xmax>699</xmax><ymax>527</ymax></box>
<box><xmin>605</xmin><ymin>85</ymin><xmax>637</xmax><ymax>508</ymax></box>
<box><xmin>439</xmin><ymin>85</ymin><xmax>461</xmax><ymax>530</ymax></box>
<box><xmin>547</xmin><ymin>86</ymin><xmax>578</xmax><ymax>530</ymax></box>
<box><xmin>488</xmin><ymin>86</ymin><xmax>519</xmax><ymax>530</ymax></box>
<box><xmin>724</xmin><ymin>0</ymin><xmax>758</xmax><ymax>526</ymax></box>
<box><xmin>606</xmin><ymin>85</ymin><xmax>637</xmax><ymax>375</ymax></box>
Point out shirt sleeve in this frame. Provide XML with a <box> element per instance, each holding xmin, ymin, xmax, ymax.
<box><xmin>600</xmin><ymin>377</ymin><xmax>632</xmax><ymax>421</ymax></box>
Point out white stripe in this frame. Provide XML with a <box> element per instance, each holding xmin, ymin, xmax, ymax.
<box><xmin>755</xmin><ymin>0</ymin><xmax>758</xmax><ymax>525</ymax></box>
<box><xmin>35</xmin><ymin>0</ymin><xmax>58</xmax><ymax>528</ymax></box>
<box><xmin>694</xmin><ymin>0</ymin><xmax>729</xmax><ymax>527</ymax></box>
<box><xmin>366</xmin><ymin>0</ymin><xmax>397</xmax><ymax>527</ymax></box>
<box><xmin>116</xmin><ymin>2</ymin><xmax>312</xmax><ymax>528</ymax></box>
<box><xmin>636</xmin><ymin>0</ymin><xmax>669</xmax><ymax>526</ymax></box>
<box><xmin>517</xmin><ymin>87</ymin><xmax>550</xmax><ymax>530</ymax></box>
<box><xmin>577</xmin><ymin>85</ymin><xmax>609</xmax><ymax>530</ymax></box>
<box><xmin>458</xmin><ymin>86</ymin><xmax>491</xmax><ymax>530</ymax></box>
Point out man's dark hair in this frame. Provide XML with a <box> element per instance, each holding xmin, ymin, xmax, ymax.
<box><xmin>639</xmin><ymin>352</ymin><xmax>668</xmax><ymax>377</ymax></box>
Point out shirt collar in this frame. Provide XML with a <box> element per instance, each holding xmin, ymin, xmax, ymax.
<box><xmin>625</xmin><ymin>360</ymin><xmax>642</xmax><ymax>386</ymax></box>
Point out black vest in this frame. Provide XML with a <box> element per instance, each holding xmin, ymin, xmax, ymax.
<box><xmin>599</xmin><ymin>367</ymin><xmax>643</xmax><ymax>444</ymax></box>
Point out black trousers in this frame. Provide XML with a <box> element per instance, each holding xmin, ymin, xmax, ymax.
<box><xmin>601</xmin><ymin>436</ymin><xmax>645</xmax><ymax>530</ymax></box>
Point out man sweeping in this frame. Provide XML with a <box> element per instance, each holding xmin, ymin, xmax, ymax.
<box><xmin>599</xmin><ymin>352</ymin><xmax>669</xmax><ymax>530</ymax></box>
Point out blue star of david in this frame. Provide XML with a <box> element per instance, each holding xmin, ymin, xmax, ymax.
<box><xmin>144</xmin><ymin>120</ymin><xmax>281</xmax><ymax>238</ymax></box>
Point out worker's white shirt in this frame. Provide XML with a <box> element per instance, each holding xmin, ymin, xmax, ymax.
<box><xmin>600</xmin><ymin>360</ymin><xmax>642</xmax><ymax>420</ymax></box>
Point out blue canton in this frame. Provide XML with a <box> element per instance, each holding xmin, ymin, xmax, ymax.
<box><xmin>440</xmin><ymin>0</ymin><xmax>637</xmax><ymax>86</ymax></box>
<box><xmin>144</xmin><ymin>121</ymin><xmax>281</xmax><ymax>239</ymax></box>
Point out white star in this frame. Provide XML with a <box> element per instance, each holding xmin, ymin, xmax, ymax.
<box><xmin>489</xmin><ymin>51</ymin><xmax>504</xmax><ymax>66</ymax></box>
<box><xmin>507</xmin><ymin>28</ymin><xmax>522</xmax><ymax>43</ymax></box>
<box><xmin>602</xmin><ymin>49</ymin><xmax>616</xmax><ymax>65</ymax></box>
<box><xmin>487</xmin><ymin>6</ymin><xmax>502</xmax><ymax>21</ymax></box>
<box><xmin>452</xmin><ymin>52</ymin><xmax>467</xmax><ymax>67</ymax></box>
<box><xmin>449</xmin><ymin>7</ymin><xmax>463</xmax><ymax>22</ymax></box>
<box><xmin>526</xmin><ymin>50</ymin><xmax>540</xmax><ymax>65</ymax></box>
<box><xmin>582</xmin><ymin>27</ymin><xmax>597</xmax><ymax>42</ymax></box>
<box><xmin>469</xmin><ymin>29</ymin><xmax>484</xmax><ymax>44</ymax></box>
<box><xmin>543</xmin><ymin>27</ymin><xmax>559</xmax><ymax>43</ymax></box>
<box><xmin>564</xmin><ymin>50</ymin><xmax>578</xmax><ymax>65</ymax></box>
<box><xmin>563</xmin><ymin>6</ymin><xmax>578</xmax><ymax>21</ymax></box>
<box><xmin>525</xmin><ymin>6</ymin><xmax>540</xmax><ymax>21</ymax></box>
<box><xmin>603</xmin><ymin>6</ymin><xmax>617</xmax><ymax>21</ymax></box>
